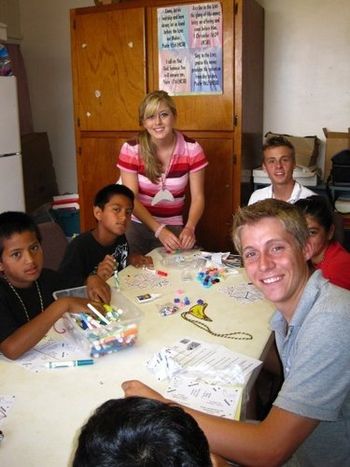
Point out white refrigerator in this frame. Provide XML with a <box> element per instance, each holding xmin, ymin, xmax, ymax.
<box><xmin>0</xmin><ymin>76</ymin><xmax>25</xmax><ymax>213</ymax></box>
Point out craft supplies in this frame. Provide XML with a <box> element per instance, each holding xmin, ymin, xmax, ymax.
<box><xmin>87</xmin><ymin>303</ymin><xmax>110</xmax><ymax>325</ymax></box>
<box><xmin>181</xmin><ymin>302</ymin><xmax>253</xmax><ymax>340</ymax></box>
<box><xmin>158</xmin><ymin>303</ymin><xmax>179</xmax><ymax>317</ymax></box>
<box><xmin>61</xmin><ymin>293</ymin><xmax>143</xmax><ymax>358</ymax></box>
<box><xmin>158</xmin><ymin>248</ymin><xmax>202</xmax><ymax>269</ymax></box>
<box><xmin>136</xmin><ymin>293</ymin><xmax>161</xmax><ymax>304</ymax></box>
<box><xmin>114</xmin><ymin>269</ymin><xmax>120</xmax><ymax>289</ymax></box>
<box><xmin>221</xmin><ymin>253</ymin><xmax>242</xmax><ymax>268</ymax></box>
<box><xmin>46</xmin><ymin>359</ymin><xmax>94</xmax><ymax>369</ymax></box>
<box><xmin>196</xmin><ymin>266</ymin><xmax>225</xmax><ymax>288</ymax></box>
<box><xmin>145</xmin><ymin>267</ymin><xmax>168</xmax><ymax>277</ymax></box>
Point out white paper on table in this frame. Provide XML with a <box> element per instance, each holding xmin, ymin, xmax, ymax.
<box><xmin>0</xmin><ymin>334</ymin><xmax>86</xmax><ymax>372</ymax></box>
<box><xmin>166</xmin><ymin>375</ymin><xmax>243</xmax><ymax>419</ymax></box>
<box><xmin>0</xmin><ymin>395</ymin><xmax>16</xmax><ymax>425</ymax></box>
<box><xmin>147</xmin><ymin>337</ymin><xmax>262</xmax><ymax>384</ymax></box>
<box><xmin>200</xmin><ymin>251</ymin><xmax>229</xmax><ymax>266</ymax></box>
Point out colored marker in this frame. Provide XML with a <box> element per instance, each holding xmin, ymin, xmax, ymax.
<box><xmin>46</xmin><ymin>359</ymin><xmax>95</xmax><ymax>369</ymax></box>
<box><xmin>87</xmin><ymin>303</ymin><xmax>110</xmax><ymax>325</ymax></box>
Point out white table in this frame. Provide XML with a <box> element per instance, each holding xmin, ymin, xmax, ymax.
<box><xmin>0</xmin><ymin>249</ymin><xmax>275</xmax><ymax>467</ymax></box>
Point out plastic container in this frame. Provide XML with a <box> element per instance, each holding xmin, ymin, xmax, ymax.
<box><xmin>53</xmin><ymin>286</ymin><xmax>143</xmax><ymax>358</ymax></box>
<box><xmin>158</xmin><ymin>248</ymin><xmax>202</xmax><ymax>269</ymax></box>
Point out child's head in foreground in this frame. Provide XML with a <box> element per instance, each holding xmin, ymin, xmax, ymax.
<box><xmin>73</xmin><ymin>396</ymin><xmax>212</xmax><ymax>467</ymax></box>
<box><xmin>0</xmin><ymin>211</ymin><xmax>43</xmax><ymax>287</ymax></box>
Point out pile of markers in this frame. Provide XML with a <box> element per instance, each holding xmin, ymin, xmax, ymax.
<box><xmin>69</xmin><ymin>304</ymin><xmax>139</xmax><ymax>358</ymax></box>
<box><xmin>196</xmin><ymin>267</ymin><xmax>225</xmax><ymax>288</ymax></box>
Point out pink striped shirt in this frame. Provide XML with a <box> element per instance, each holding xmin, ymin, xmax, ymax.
<box><xmin>117</xmin><ymin>131</ymin><xmax>208</xmax><ymax>225</ymax></box>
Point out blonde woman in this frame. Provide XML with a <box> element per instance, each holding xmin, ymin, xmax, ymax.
<box><xmin>117</xmin><ymin>90</ymin><xmax>208</xmax><ymax>254</ymax></box>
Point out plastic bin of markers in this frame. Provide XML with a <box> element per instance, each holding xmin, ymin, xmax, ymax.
<box><xmin>53</xmin><ymin>286</ymin><xmax>143</xmax><ymax>358</ymax></box>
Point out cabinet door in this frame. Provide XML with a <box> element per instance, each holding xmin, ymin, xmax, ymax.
<box><xmin>147</xmin><ymin>0</ymin><xmax>234</xmax><ymax>131</ymax></box>
<box><xmin>77</xmin><ymin>134</ymin><xmax>136</xmax><ymax>228</ymax></box>
<box><xmin>184</xmin><ymin>135</ymin><xmax>234</xmax><ymax>252</ymax></box>
<box><xmin>72</xmin><ymin>8</ymin><xmax>146</xmax><ymax>131</ymax></box>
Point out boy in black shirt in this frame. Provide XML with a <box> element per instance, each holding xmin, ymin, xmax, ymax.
<box><xmin>0</xmin><ymin>211</ymin><xmax>98</xmax><ymax>360</ymax></box>
<box><xmin>59</xmin><ymin>184</ymin><xmax>153</xmax><ymax>303</ymax></box>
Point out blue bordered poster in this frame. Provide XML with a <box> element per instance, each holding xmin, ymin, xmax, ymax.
<box><xmin>158</xmin><ymin>2</ymin><xmax>223</xmax><ymax>95</ymax></box>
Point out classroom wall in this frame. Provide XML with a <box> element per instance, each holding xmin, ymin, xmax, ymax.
<box><xmin>259</xmin><ymin>0</ymin><xmax>350</xmax><ymax>170</ymax></box>
<box><xmin>18</xmin><ymin>0</ymin><xmax>93</xmax><ymax>194</ymax></box>
<box><xmin>18</xmin><ymin>0</ymin><xmax>350</xmax><ymax>193</ymax></box>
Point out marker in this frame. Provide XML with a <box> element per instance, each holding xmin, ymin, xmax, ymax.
<box><xmin>87</xmin><ymin>303</ymin><xmax>110</xmax><ymax>325</ymax></box>
<box><xmin>46</xmin><ymin>359</ymin><xmax>95</xmax><ymax>369</ymax></box>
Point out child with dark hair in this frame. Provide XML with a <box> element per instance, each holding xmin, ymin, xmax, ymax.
<box><xmin>59</xmin><ymin>184</ymin><xmax>153</xmax><ymax>303</ymax></box>
<box><xmin>73</xmin><ymin>397</ymin><xmax>227</xmax><ymax>467</ymax></box>
<box><xmin>0</xmin><ymin>211</ymin><xmax>100</xmax><ymax>360</ymax></box>
<box><xmin>295</xmin><ymin>195</ymin><xmax>350</xmax><ymax>289</ymax></box>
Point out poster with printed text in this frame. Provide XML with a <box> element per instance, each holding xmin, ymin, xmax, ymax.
<box><xmin>158</xmin><ymin>2</ymin><xmax>223</xmax><ymax>95</ymax></box>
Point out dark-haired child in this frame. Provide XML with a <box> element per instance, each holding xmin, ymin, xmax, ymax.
<box><xmin>73</xmin><ymin>396</ymin><xmax>228</xmax><ymax>467</ymax></box>
<box><xmin>59</xmin><ymin>184</ymin><xmax>153</xmax><ymax>303</ymax></box>
<box><xmin>0</xmin><ymin>211</ymin><xmax>100</xmax><ymax>360</ymax></box>
<box><xmin>295</xmin><ymin>195</ymin><xmax>350</xmax><ymax>289</ymax></box>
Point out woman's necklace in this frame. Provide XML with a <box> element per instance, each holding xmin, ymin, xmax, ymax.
<box><xmin>152</xmin><ymin>135</ymin><xmax>176</xmax><ymax>206</ymax></box>
<box><xmin>4</xmin><ymin>276</ymin><xmax>44</xmax><ymax>322</ymax></box>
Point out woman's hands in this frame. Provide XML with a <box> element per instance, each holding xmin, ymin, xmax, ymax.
<box><xmin>179</xmin><ymin>225</ymin><xmax>196</xmax><ymax>249</ymax></box>
<box><xmin>158</xmin><ymin>226</ymin><xmax>182</xmax><ymax>251</ymax></box>
<box><xmin>157</xmin><ymin>225</ymin><xmax>196</xmax><ymax>251</ymax></box>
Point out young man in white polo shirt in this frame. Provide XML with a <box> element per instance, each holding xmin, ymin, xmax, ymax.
<box><xmin>248</xmin><ymin>135</ymin><xmax>315</xmax><ymax>205</ymax></box>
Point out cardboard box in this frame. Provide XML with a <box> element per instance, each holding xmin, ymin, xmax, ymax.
<box><xmin>323</xmin><ymin>128</ymin><xmax>350</xmax><ymax>182</ymax></box>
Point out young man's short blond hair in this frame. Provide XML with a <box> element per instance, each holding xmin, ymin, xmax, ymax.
<box><xmin>232</xmin><ymin>199</ymin><xmax>309</xmax><ymax>254</ymax></box>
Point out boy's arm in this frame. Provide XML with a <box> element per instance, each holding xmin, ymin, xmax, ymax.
<box><xmin>0</xmin><ymin>297</ymin><xmax>99</xmax><ymax>360</ymax></box>
<box><xmin>86</xmin><ymin>274</ymin><xmax>111</xmax><ymax>303</ymax></box>
<box><xmin>128</xmin><ymin>253</ymin><xmax>154</xmax><ymax>268</ymax></box>
<box><xmin>122</xmin><ymin>380</ymin><xmax>319</xmax><ymax>467</ymax></box>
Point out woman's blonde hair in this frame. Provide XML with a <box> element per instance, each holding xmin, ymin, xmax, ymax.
<box><xmin>138</xmin><ymin>90</ymin><xmax>177</xmax><ymax>183</ymax></box>
<box><xmin>232</xmin><ymin>199</ymin><xmax>309</xmax><ymax>254</ymax></box>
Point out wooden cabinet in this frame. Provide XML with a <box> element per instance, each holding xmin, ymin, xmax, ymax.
<box><xmin>71</xmin><ymin>0</ymin><xmax>264</xmax><ymax>251</ymax></box>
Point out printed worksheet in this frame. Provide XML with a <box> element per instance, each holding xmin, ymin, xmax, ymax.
<box><xmin>147</xmin><ymin>337</ymin><xmax>262</xmax><ymax>383</ymax></box>
<box><xmin>166</xmin><ymin>376</ymin><xmax>242</xmax><ymax>419</ymax></box>
<box><xmin>0</xmin><ymin>334</ymin><xmax>85</xmax><ymax>372</ymax></box>
<box><xmin>0</xmin><ymin>395</ymin><xmax>15</xmax><ymax>425</ymax></box>
<box><xmin>147</xmin><ymin>338</ymin><xmax>258</xmax><ymax>419</ymax></box>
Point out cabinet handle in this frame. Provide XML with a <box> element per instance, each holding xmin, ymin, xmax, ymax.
<box><xmin>128</xmin><ymin>41</ymin><xmax>133</xmax><ymax>48</ymax></box>
<box><xmin>81</xmin><ymin>43</ymin><xmax>87</xmax><ymax>48</ymax></box>
<box><xmin>86</xmin><ymin>112</ymin><xmax>91</xmax><ymax>118</ymax></box>
<box><xmin>95</xmin><ymin>90</ymin><xmax>102</xmax><ymax>98</ymax></box>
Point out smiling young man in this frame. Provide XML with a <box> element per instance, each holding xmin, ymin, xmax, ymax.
<box><xmin>59</xmin><ymin>184</ymin><xmax>152</xmax><ymax>303</ymax></box>
<box><xmin>248</xmin><ymin>136</ymin><xmax>315</xmax><ymax>205</ymax></box>
<box><xmin>122</xmin><ymin>199</ymin><xmax>350</xmax><ymax>466</ymax></box>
